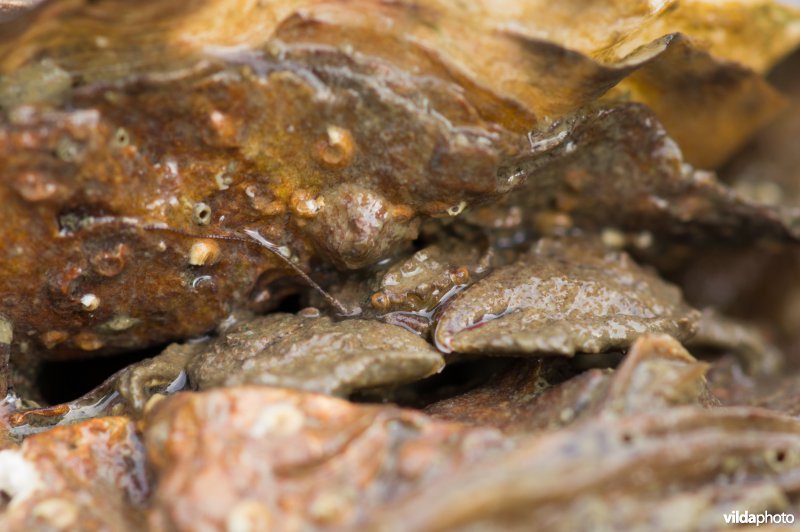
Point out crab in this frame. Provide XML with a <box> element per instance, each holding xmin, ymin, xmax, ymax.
<box><xmin>4</xmin><ymin>2</ymin><xmax>800</xmax><ymax>530</ymax></box>
<box><xmin>0</xmin><ymin>0</ymin><xmax>798</xmax><ymax>422</ymax></box>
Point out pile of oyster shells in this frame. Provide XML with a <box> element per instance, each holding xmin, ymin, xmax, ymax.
<box><xmin>2</xmin><ymin>0</ymin><xmax>800</xmax><ymax>529</ymax></box>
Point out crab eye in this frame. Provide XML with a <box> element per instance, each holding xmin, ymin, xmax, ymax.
<box><xmin>370</xmin><ymin>291</ymin><xmax>391</xmax><ymax>311</ymax></box>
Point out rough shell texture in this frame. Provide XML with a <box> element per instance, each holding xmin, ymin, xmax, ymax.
<box><xmin>434</xmin><ymin>238</ymin><xmax>699</xmax><ymax>355</ymax></box>
<box><xmin>1</xmin><ymin>2</ymin><xmax>800</xmax><ymax>529</ymax></box>
<box><xmin>186</xmin><ymin>313</ymin><xmax>444</xmax><ymax>396</ymax></box>
<box><xmin>0</xmin><ymin>0</ymin><xmax>797</xmax><ymax>360</ymax></box>
<box><xmin>427</xmin><ymin>334</ymin><xmax>714</xmax><ymax>434</ymax></box>
<box><xmin>0</xmin><ymin>416</ymin><xmax>148</xmax><ymax>531</ymax></box>
<box><xmin>3</xmin><ymin>0</ymin><xmax>795</xmax><ymax>166</ymax></box>
<box><xmin>374</xmin><ymin>406</ymin><xmax>800</xmax><ymax>530</ymax></box>
<box><xmin>0</xmin><ymin>42</ymin><xmax>522</xmax><ymax>359</ymax></box>
<box><xmin>143</xmin><ymin>386</ymin><xmax>508</xmax><ymax>531</ymax></box>
<box><xmin>321</xmin><ymin>232</ymin><xmax>494</xmax><ymax>329</ymax></box>
<box><xmin>486</xmin><ymin>102</ymin><xmax>800</xmax><ymax>243</ymax></box>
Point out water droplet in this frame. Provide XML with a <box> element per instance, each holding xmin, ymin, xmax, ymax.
<box><xmin>191</xmin><ymin>275</ymin><xmax>214</xmax><ymax>290</ymax></box>
<box><xmin>79</xmin><ymin>293</ymin><xmax>100</xmax><ymax>311</ymax></box>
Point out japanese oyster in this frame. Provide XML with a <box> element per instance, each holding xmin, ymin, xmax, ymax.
<box><xmin>1</xmin><ymin>2</ymin><xmax>800</xmax><ymax>532</ymax></box>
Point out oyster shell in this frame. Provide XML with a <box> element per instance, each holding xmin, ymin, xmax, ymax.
<box><xmin>144</xmin><ymin>386</ymin><xmax>507</xmax><ymax>531</ymax></box>
<box><xmin>427</xmin><ymin>334</ymin><xmax>714</xmax><ymax>434</ymax></box>
<box><xmin>0</xmin><ymin>417</ymin><xmax>148</xmax><ymax>531</ymax></box>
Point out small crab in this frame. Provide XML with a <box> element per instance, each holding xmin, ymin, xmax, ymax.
<box><xmin>0</xmin><ymin>0</ymin><xmax>796</xmax><ymax>422</ymax></box>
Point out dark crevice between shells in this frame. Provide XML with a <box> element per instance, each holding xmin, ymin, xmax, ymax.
<box><xmin>35</xmin><ymin>344</ymin><xmax>165</xmax><ymax>404</ymax></box>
